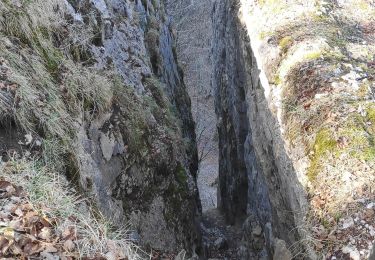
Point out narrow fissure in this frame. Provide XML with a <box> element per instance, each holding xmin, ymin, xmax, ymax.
<box><xmin>166</xmin><ymin>1</ymin><xmax>254</xmax><ymax>258</ymax></box>
<box><xmin>164</xmin><ymin>0</ymin><xmax>219</xmax><ymax>212</ymax></box>
<box><xmin>2</xmin><ymin>0</ymin><xmax>374</xmax><ymax>259</ymax></box>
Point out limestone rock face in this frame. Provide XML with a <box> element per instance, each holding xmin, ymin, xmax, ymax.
<box><xmin>67</xmin><ymin>0</ymin><xmax>201</xmax><ymax>254</ymax></box>
<box><xmin>212</xmin><ymin>1</ymin><xmax>306</xmax><ymax>257</ymax></box>
<box><xmin>273</xmin><ymin>239</ymin><xmax>292</xmax><ymax>260</ymax></box>
<box><xmin>0</xmin><ymin>0</ymin><xmax>201</xmax><ymax>256</ymax></box>
<box><xmin>213</xmin><ymin>0</ymin><xmax>375</xmax><ymax>258</ymax></box>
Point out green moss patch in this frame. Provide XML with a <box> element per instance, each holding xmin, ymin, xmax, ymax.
<box><xmin>279</xmin><ymin>35</ymin><xmax>293</xmax><ymax>54</ymax></box>
<box><xmin>307</xmin><ymin>128</ymin><xmax>337</xmax><ymax>182</ymax></box>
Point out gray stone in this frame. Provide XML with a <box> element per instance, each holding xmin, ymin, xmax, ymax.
<box><xmin>252</xmin><ymin>225</ymin><xmax>263</xmax><ymax>236</ymax></box>
<box><xmin>214</xmin><ymin>237</ymin><xmax>227</xmax><ymax>250</ymax></box>
<box><xmin>212</xmin><ymin>0</ymin><xmax>308</xmax><ymax>257</ymax></box>
<box><xmin>273</xmin><ymin>239</ymin><xmax>292</xmax><ymax>260</ymax></box>
<box><xmin>62</xmin><ymin>0</ymin><xmax>202</xmax><ymax>256</ymax></box>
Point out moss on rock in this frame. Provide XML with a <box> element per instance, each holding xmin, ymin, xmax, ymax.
<box><xmin>307</xmin><ymin>128</ymin><xmax>337</xmax><ymax>182</ymax></box>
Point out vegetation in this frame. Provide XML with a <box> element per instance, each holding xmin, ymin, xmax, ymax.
<box><xmin>0</xmin><ymin>157</ymin><xmax>146</xmax><ymax>258</ymax></box>
<box><xmin>0</xmin><ymin>0</ymin><xmax>186</xmax><ymax>258</ymax></box>
<box><xmin>244</xmin><ymin>0</ymin><xmax>375</xmax><ymax>257</ymax></box>
<box><xmin>307</xmin><ymin>129</ymin><xmax>337</xmax><ymax>182</ymax></box>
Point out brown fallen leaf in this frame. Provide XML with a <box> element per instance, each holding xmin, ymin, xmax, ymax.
<box><xmin>9</xmin><ymin>243</ymin><xmax>22</xmax><ymax>255</ymax></box>
<box><xmin>62</xmin><ymin>226</ymin><xmax>77</xmax><ymax>241</ymax></box>
<box><xmin>0</xmin><ymin>181</ymin><xmax>14</xmax><ymax>198</ymax></box>
<box><xmin>0</xmin><ymin>181</ymin><xmax>12</xmax><ymax>190</ymax></box>
<box><xmin>0</xmin><ymin>236</ymin><xmax>10</xmax><ymax>254</ymax></box>
<box><xmin>327</xmin><ymin>234</ymin><xmax>336</xmax><ymax>241</ymax></box>
<box><xmin>315</xmin><ymin>241</ymin><xmax>324</xmax><ymax>250</ymax></box>
<box><xmin>21</xmin><ymin>203</ymin><xmax>33</xmax><ymax>211</ymax></box>
<box><xmin>23</xmin><ymin>241</ymin><xmax>44</xmax><ymax>256</ymax></box>
<box><xmin>24</xmin><ymin>211</ymin><xmax>38</xmax><ymax>222</ymax></box>
<box><xmin>39</xmin><ymin>216</ymin><xmax>52</xmax><ymax>228</ymax></box>
<box><xmin>63</xmin><ymin>239</ymin><xmax>75</xmax><ymax>252</ymax></box>
<box><xmin>9</xmin><ymin>219</ymin><xmax>23</xmax><ymax>231</ymax></box>
<box><xmin>17</xmin><ymin>234</ymin><xmax>32</xmax><ymax>248</ymax></box>
<box><xmin>44</xmin><ymin>244</ymin><xmax>58</xmax><ymax>253</ymax></box>
<box><xmin>14</xmin><ymin>207</ymin><xmax>23</xmax><ymax>217</ymax></box>
<box><xmin>38</xmin><ymin>227</ymin><xmax>52</xmax><ymax>241</ymax></box>
<box><xmin>303</xmin><ymin>101</ymin><xmax>312</xmax><ymax>110</ymax></box>
<box><xmin>62</xmin><ymin>256</ymin><xmax>75</xmax><ymax>260</ymax></box>
<box><xmin>337</xmin><ymin>136</ymin><xmax>349</xmax><ymax>149</ymax></box>
<box><xmin>5</xmin><ymin>185</ymin><xmax>16</xmax><ymax>195</ymax></box>
<box><xmin>30</xmin><ymin>224</ymin><xmax>38</xmax><ymax>238</ymax></box>
<box><xmin>8</xmin><ymin>84</ymin><xmax>18</xmax><ymax>93</ymax></box>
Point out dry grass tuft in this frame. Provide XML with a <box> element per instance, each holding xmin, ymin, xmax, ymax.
<box><xmin>1</xmin><ymin>156</ymin><xmax>147</xmax><ymax>259</ymax></box>
<box><xmin>0</xmin><ymin>1</ymin><xmax>148</xmax><ymax>258</ymax></box>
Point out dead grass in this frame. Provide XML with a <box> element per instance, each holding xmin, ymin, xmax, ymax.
<box><xmin>0</xmin><ymin>1</ymin><xmax>150</xmax><ymax>258</ymax></box>
<box><xmin>0</xmin><ymin>156</ymin><xmax>148</xmax><ymax>259</ymax></box>
<box><xmin>0</xmin><ymin>0</ymin><xmax>114</xmax><ymax>164</ymax></box>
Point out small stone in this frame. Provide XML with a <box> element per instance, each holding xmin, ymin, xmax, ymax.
<box><xmin>252</xmin><ymin>225</ymin><xmax>262</xmax><ymax>236</ymax></box>
<box><xmin>40</xmin><ymin>251</ymin><xmax>58</xmax><ymax>260</ymax></box>
<box><xmin>24</xmin><ymin>133</ymin><xmax>33</xmax><ymax>145</ymax></box>
<box><xmin>342</xmin><ymin>246</ymin><xmax>360</xmax><ymax>260</ymax></box>
<box><xmin>367</xmin><ymin>203</ymin><xmax>375</xmax><ymax>209</ymax></box>
<box><xmin>343</xmin><ymin>246</ymin><xmax>353</xmax><ymax>254</ymax></box>
<box><xmin>214</xmin><ymin>237</ymin><xmax>227</xmax><ymax>250</ymax></box>
<box><xmin>342</xmin><ymin>217</ymin><xmax>355</xmax><ymax>229</ymax></box>
<box><xmin>350</xmin><ymin>250</ymin><xmax>360</xmax><ymax>260</ymax></box>
<box><xmin>273</xmin><ymin>239</ymin><xmax>292</xmax><ymax>260</ymax></box>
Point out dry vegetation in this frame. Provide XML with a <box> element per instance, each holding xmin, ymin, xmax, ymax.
<box><xmin>0</xmin><ymin>156</ymin><xmax>146</xmax><ymax>259</ymax></box>
<box><xmin>241</xmin><ymin>0</ymin><xmax>375</xmax><ymax>258</ymax></box>
<box><xmin>0</xmin><ymin>0</ymin><xmax>152</xmax><ymax>258</ymax></box>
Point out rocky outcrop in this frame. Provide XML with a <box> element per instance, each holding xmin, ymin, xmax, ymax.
<box><xmin>66</xmin><ymin>1</ymin><xmax>202</xmax><ymax>254</ymax></box>
<box><xmin>165</xmin><ymin>1</ymin><xmax>218</xmax><ymax>189</ymax></box>
<box><xmin>213</xmin><ymin>0</ymin><xmax>375</xmax><ymax>258</ymax></box>
<box><xmin>0</xmin><ymin>0</ymin><xmax>202</xmax><ymax>256</ymax></box>
<box><xmin>212</xmin><ymin>1</ymin><xmax>306</xmax><ymax>257</ymax></box>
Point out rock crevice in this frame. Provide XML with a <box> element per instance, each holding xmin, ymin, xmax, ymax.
<box><xmin>212</xmin><ymin>0</ymin><xmax>308</xmax><ymax>258</ymax></box>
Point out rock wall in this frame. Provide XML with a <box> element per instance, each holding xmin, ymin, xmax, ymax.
<box><xmin>164</xmin><ymin>0</ymin><xmax>219</xmax><ymax>212</ymax></box>
<box><xmin>213</xmin><ymin>0</ymin><xmax>375</xmax><ymax>258</ymax></box>
<box><xmin>0</xmin><ymin>0</ymin><xmax>202</xmax><ymax>256</ymax></box>
<box><xmin>212</xmin><ymin>0</ymin><xmax>308</xmax><ymax>258</ymax></box>
<box><xmin>165</xmin><ymin>0</ymin><xmax>217</xmax><ymax>166</ymax></box>
<box><xmin>66</xmin><ymin>0</ymin><xmax>203</xmax><ymax>255</ymax></box>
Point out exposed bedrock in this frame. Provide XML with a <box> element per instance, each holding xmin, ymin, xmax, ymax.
<box><xmin>212</xmin><ymin>0</ymin><xmax>308</xmax><ymax>258</ymax></box>
<box><xmin>0</xmin><ymin>0</ymin><xmax>202</xmax><ymax>257</ymax></box>
<box><xmin>67</xmin><ymin>0</ymin><xmax>202</xmax><ymax>255</ymax></box>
